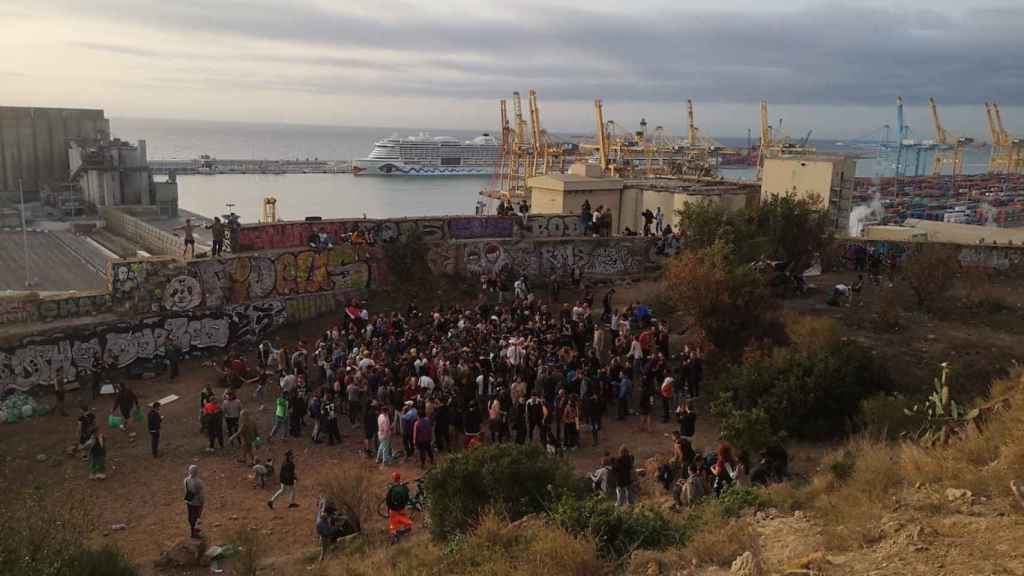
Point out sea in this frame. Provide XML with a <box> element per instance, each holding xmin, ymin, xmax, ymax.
<box><xmin>110</xmin><ymin>117</ymin><xmax>993</xmax><ymax>223</ymax></box>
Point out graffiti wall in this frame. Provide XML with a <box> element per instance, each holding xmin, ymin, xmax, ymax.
<box><xmin>445</xmin><ymin>237</ymin><xmax>653</xmax><ymax>279</ymax></box>
<box><xmin>110</xmin><ymin>244</ymin><xmax>376</xmax><ymax>314</ymax></box>
<box><xmin>0</xmin><ymin>292</ymin><xmax>113</xmax><ymax>326</ymax></box>
<box><xmin>842</xmin><ymin>240</ymin><xmax>1024</xmax><ymax>274</ymax></box>
<box><xmin>0</xmin><ymin>292</ymin><xmax>333</xmax><ymax>392</ymax></box>
<box><xmin>236</xmin><ymin>214</ymin><xmax>587</xmax><ymax>251</ymax></box>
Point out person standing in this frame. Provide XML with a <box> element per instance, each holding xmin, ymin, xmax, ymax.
<box><xmin>613</xmin><ymin>445</ymin><xmax>636</xmax><ymax>507</ymax></box>
<box><xmin>323</xmin><ymin>392</ymin><xmax>341</xmax><ymax>446</ymax></box>
<box><xmin>111</xmin><ymin>383</ymin><xmax>137</xmax><ymax>431</ymax></box>
<box><xmin>50</xmin><ymin>366</ymin><xmax>67</xmax><ymax>416</ymax></box>
<box><xmin>85</xmin><ymin>432</ymin><xmax>106</xmax><ymax>480</ymax></box>
<box><xmin>206</xmin><ymin>217</ymin><xmax>224</xmax><ymax>257</ymax></box>
<box><xmin>268</xmin><ymin>450</ymin><xmax>298</xmax><ymax>509</ymax></box>
<box><xmin>166</xmin><ymin>341</ymin><xmax>181</xmax><ymax>381</ymax></box>
<box><xmin>222</xmin><ymin>391</ymin><xmax>242</xmax><ymax>445</ymax></box>
<box><xmin>269</xmin><ymin>392</ymin><xmax>288</xmax><ymax>442</ymax></box>
<box><xmin>376</xmin><ymin>404</ymin><xmax>393</xmax><ymax>466</ymax></box>
<box><xmin>175</xmin><ymin>218</ymin><xmax>197</xmax><ymax>259</ymax></box>
<box><xmin>148</xmin><ymin>402</ymin><xmax>163</xmax><ymax>458</ymax></box>
<box><xmin>204</xmin><ymin>396</ymin><xmax>224</xmax><ymax>452</ymax></box>
<box><xmin>676</xmin><ymin>401</ymin><xmax>697</xmax><ymax>443</ymax></box>
<box><xmin>184</xmin><ymin>465</ymin><xmax>205</xmax><ymax>538</ymax></box>
<box><xmin>400</xmin><ymin>401</ymin><xmax>418</xmax><ymax>459</ymax></box>
<box><xmin>412</xmin><ymin>411</ymin><xmax>435</xmax><ymax>468</ymax></box>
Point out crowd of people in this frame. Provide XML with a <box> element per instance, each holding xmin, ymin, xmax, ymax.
<box><xmin>66</xmin><ymin>266</ymin><xmax>781</xmax><ymax>543</ymax></box>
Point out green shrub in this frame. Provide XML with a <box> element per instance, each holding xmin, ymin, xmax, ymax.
<box><xmin>713</xmin><ymin>341</ymin><xmax>891</xmax><ymax>441</ymax></box>
<box><xmin>425</xmin><ymin>444</ymin><xmax>578</xmax><ymax>540</ymax></box>
<box><xmin>716</xmin><ymin>487</ymin><xmax>766</xmax><ymax>518</ymax></box>
<box><xmin>827</xmin><ymin>450</ymin><xmax>857</xmax><ymax>485</ymax></box>
<box><xmin>550</xmin><ymin>496</ymin><xmax>689</xmax><ymax>560</ymax></box>
<box><xmin>859</xmin><ymin>394</ymin><xmax>923</xmax><ymax>440</ymax></box>
<box><xmin>712</xmin><ymin>402</ymin><xmax>775</xmax><ymax>456</ymax></box>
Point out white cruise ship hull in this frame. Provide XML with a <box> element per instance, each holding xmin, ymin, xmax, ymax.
<box><xmin>353</xmin><ymin>159</ymin><xmax>493</xmax><ymax>176</ymax></box>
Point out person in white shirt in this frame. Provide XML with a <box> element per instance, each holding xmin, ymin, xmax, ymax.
<box><xmin>418</xmin><ymin>374</ymin><xmax>435</xmax><ymax>392</ymax></box>
<box><xmin>376</xmin><ymin>407</ymin><xmax>392</xmax><ymax>466</ymax></box>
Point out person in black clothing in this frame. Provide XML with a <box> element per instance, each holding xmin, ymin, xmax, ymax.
<box><xmin>526</xmin><ymin>393</ymin><xmax>544</xmax><ymax>443</ymax></box>
<box><xmin>268</xmin><ymin>450</ymin><xmax>298</xmax><ymax>509</ymax></box>
<box><xmin>511</xmin><ymin>397</ymin><xmax>527</xmax><ymax>444</ymax></box>
<box><xmin>148</xmin><ymin>402</ymin><xmax>163</xmax><ymax>458</ymax></box>
<box><xmin>323</xmin><ymin>392</ymin><xmax>341</xmax><ymax>446</ymax></box>
<box><xmin>363</xmin><ymin>401</ymin><xmax>378</xmax><ymax>457</ymax></box>
<box><xmin>583</xmin><ymin>387</ymin><xmax>604</xmax><ymax>447</ymax></box>
<box><xmin>676</xmin><ymin>401</ymin><xmax>697</xmax><ymax>441</ymax></box>
<box><xmin>433</xmin><ymin>398</ymin><xmax>450</xmax><ymax>453</ymax></box>
<box><xmin>288</xmin><ymin>391</ymin><xmax>304</xmax><ymax>438</ymax></box>
<box><xmin>77</xmin><ymin>407</ymin><xmax>97</xmax><ymax>449</ymax></box>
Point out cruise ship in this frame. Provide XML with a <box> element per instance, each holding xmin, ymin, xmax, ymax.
<box><xmin>353</xmin><ymin>133</ymin><xmax>500</xmax><ymax>176</ymax></box>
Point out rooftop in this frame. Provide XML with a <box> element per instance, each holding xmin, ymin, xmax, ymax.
<box><xmin>0</xmin><ymin>230</ymin><xmax>110</xmax><ymax>292</ymax></box>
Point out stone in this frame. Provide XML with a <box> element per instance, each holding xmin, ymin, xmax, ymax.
<box><xmin>35</xmin><ymin>454</ymin><xmax>47</xmax><ymax>462</ymax></box>
<box><xmin>730</xmin><ymin>551</ymin><xmax>762</xmax><ymax>576</ymax></box>
<box><xmin>945</xmin><ymin>488</ymin><xmax>972</xmax><ymax>502</ymax></box>
<box><xmin>154</xmin><ymin>539</ymin><xmax>207</xmax><ymax>568</ymax></box>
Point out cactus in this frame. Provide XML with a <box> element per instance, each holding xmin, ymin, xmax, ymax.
<box><xmin>904</xmin><ymin>362</ymin><xmax>980</xmax><ymax>445</ymax></box>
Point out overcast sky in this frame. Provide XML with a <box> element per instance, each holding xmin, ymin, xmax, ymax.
<box><xmin>3</xmin><ymin>0</ymin><xmax>1022</xmax><ymax>139</ymax></box>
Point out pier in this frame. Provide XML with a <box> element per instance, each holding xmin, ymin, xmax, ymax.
<box><xmin>149</xmin><ymin>158</ymin><xmax>353</xmax><ymax>175</ymax></box>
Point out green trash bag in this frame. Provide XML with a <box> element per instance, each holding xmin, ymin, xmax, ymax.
<box><xmin>253</xmin><ymin>436</ymin><xmax>264</xmax><ymax>446</ymax></box>
<box><xmin>133</xmin><ymin>407</ymin><xmax>145</xmax><ymax>423</ymax></box>
<box><xmin>5</xmin><ymin>410</ymin><xmax>19</xmax><ymax>424</ymax></box>
<box><xmin>108</xmin><ymin>415</ymin><xmax>124</xmax><ymax>428</ymax></box>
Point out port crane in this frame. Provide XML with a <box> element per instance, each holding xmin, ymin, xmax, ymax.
<box><xmin>756</xmin><ymin>100</ymin><xmax>815</xmax><ymax>178</ymax></box>
<box><xmin>985</xmin><ymin>102</ymin><xmax>1023</xmax><ymax>175</ymax></box>
<box><xmin>928</xmin><ymin>97</ymin><xmax>971</xmax><ymax>177</ymax></box>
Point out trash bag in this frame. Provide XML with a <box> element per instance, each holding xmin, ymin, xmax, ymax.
<box><xmin>34</xmin><ymin>403</ymin><xmax>50</xmax><ymax>417</ymax></box>
<box><xmin>20</xmin><ymin>405</ymin><xmax>33</xmax><ymax>418</ymax></box>
<box><xmin>5</xmin><ymin>410</ymin><xmax>19</xmax><ymax>424</ymax></box>
<box><xmin>108</xmin><ymin>415</ymin><xmax>124</xmax><ymax>428</ymax></box>
<box><xmin>132</xmin><ymin>406</ymin><xmax>145</xmax><ymax>423</ymax></box>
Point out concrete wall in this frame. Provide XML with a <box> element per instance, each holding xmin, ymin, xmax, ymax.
<box><xmin>427</xmin><ymin>237</ymin><xmax>654</xmax><ymax>279</ymax></box>
<box><xmin>101</xmin><ymin>206</ymin><xmax>187</xmax><ymax>256</ymax></box>
<box><xmin>0</xmin><ymin>107</ymin><xmax>108</xmax><ymax>195</ymax></box>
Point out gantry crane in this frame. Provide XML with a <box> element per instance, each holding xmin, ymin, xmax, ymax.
<box><xmin>928</xmin><ymin>97</ymin><xmax>971</xmax><ymax>177</ymax></box>
<box><xmin>985</xmin><ymin>102</ymin><xmax>1023</xmax><ymax>174</ymax></box>
<box><xmin>595</xmin><ymin>99</ymin><xmax>610</xmax><ymax>175</ymax></box>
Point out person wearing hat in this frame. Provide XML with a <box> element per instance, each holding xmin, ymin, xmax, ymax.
<box><xmin>268</xmin><ymin>450</ymin><xmax>298</xmax><ymax>510</ymax></box>
<box><xmin>385</xmin><ymin>471</ymin><xmax>412</xmax><ymax>544</ymax></box>
<box><xmin>147</xmin><ymin>402</ymin><xmax>163</xmax><ymax>458</ymax></box>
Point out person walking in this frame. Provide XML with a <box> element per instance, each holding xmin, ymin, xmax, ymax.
<box><xmin>184</xmin><ymin>465</ymin><xmax>205</xmax><ymax>538</ymax></box>
<box><xmin>269</xmin><ymin>392</ymin><xmax>288</xmax><ymax>442</ymax></box>
<box><xmin>175</xmin><ymin>218</ymin><xmax>197</xmax><ymax>259</ymax></box>
<box><xmin>147</xmin><ymin>402</ymin><xmax>163</xmax><ymax>458</ymax></box>
<box><xmin>268</xmin><ymin>450</ymin><xmax>298</xmax><ymax>509</ymax></box>
<box><xmin>323</xmin><ymin>392</ymin><xmax>341</xmax><ymax>446</ymax></box>
<box><xmin>110</xmin><ymin>383</ymin><xmax>138</xmax><ymax>431</ymax></box>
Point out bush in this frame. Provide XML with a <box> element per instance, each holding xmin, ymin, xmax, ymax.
<box><xmin>712</xmin><ymin>402</ymin><xmax>775</xmax><ymax>456</ymax></box>
<box><xmin>663</xmin><ymin>241</ymin><xmax>777</xmax><ymax>353</ymax></box>
<box><xmin>425</xmin><ymin>444</ymin><xmax>578</xmax><ymax>540</ymax></box>
<box><xmin>232</xmin><ymin>527</ymin><xmax>264</xmax><ymax>576</ymax></box>
<box><xmin>320</xmin><ymin>465</ymin><xmax>377</xmax><ymax>534</ymax></box>
<box><xmin>859</xmin><ymin>394</ymin><xmax>923</xmax><ymax>440</ymax></box>
<box><xmin>716</xmin><ymin>486</ymin><xmax>766</xmax><ymax>518</ymax></box>
<box><xmin>549</xmin><ymin>496</ymin><xmax>689</xmax><ymax>560</ymax></box>
<box><xmin>713</xmin><ymin>341</ymin><xmax>891</xmax><ymax>441</ymax></box>
<box><xmin>902</xmin><ymin>244</ymin><xmax>959</xmax><ymax>309</ymax></box>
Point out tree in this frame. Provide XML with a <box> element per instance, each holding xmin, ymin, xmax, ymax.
<box><xmin>902</xmin><ymin>244</ymin><xmax>959</xmax><ymax>309</ymax></box>
<box><xmin>752</xmin><ymin>193</ymin><xmax>833</xmax><ymax>272</ymax></box>
<box><xmin>663</xmin><ymin>240</ymin><xmax>776</xmax><ymax>353</ymax></box>
<box><xmin>675</xmin><ymin>199</ymin><xmax>744</xmax><ymax>251</ymax></box>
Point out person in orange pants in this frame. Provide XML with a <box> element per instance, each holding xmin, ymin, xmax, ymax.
<box><xmin>385</xmin><ymin>472</ymin><xmax>413</xmax><ymax>544</ymax></box>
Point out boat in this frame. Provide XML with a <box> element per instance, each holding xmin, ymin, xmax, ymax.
<box><xmin>353</xmin><ymin>133</ymin><xmax>499</xmax><ymax>176</ymax></box>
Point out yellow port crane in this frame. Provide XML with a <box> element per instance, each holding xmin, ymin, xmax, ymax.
<box><xmin>928</xmin><ymin>97</ymin><xmax>970</xmax><ymax>176</ymax></box>
<box><xmin>756</xmin><ymin>100</ymin><xmax>814</xmax><ymax>179</ymax></box>
<box><xmin>595</xmin><ymin>99</ymin><xmax>610</xmax><ymax>175</ymax></box>
<box><xmin>985</xmin><ymin>102</ymin><xmax>1023</xmax><ymax>174</ymax></box>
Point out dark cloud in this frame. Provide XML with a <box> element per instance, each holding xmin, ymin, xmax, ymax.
<box><xmin>34</xmin><ymin>1</ymin><xmax>1024</xmax><ymax>105</ymax></box>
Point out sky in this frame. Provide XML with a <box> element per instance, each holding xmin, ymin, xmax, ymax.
<box><xmin>2</xmin><ymin>0</ymin><xmax>1023</xmax><ymax>140</ymax></box>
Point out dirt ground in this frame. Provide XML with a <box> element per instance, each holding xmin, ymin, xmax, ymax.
<box><xmin>0</xmin><ymin>283</ymin><xmax>720</xmax><ymax>575</ymax></box>
<box><xmin>1</xmin><ymin>271</ymin><xmax>1019</xmax><ymax>574</ymax></box>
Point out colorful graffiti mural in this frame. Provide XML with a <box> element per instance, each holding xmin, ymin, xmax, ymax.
<box><xmin>0</xmin><ymin>293</ymin><xmax>113</xmax><ymax>326</ymax></box>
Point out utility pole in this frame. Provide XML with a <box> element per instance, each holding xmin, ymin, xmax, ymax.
<box><xmin>18</xmin><ymin>178</ymin><xmax>31</xmax><ymax>288</ymax></box>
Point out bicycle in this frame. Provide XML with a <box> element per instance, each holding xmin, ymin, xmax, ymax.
<box><xmin>377</xmin><ymin>477</ymin><xmax>429</xmax><ymax>528</ymax></box>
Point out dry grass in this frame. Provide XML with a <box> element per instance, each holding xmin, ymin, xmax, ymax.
<box><xmin>782</xmin><ymin>368</ymin><xmax>1024</xmax><ymax>552</ymax></box>
<box><xmin>784</xmin><ymin>312</ymin><xmax>840</xmax><ymax>353</ymax></box>
<box><xmin>682</xmin><ymin>515</ymin><xmax>760</xmax><ymax>567</ymax></box>
<box><xmin>318</xmin><ymin>465</ymin><xmax>377</xmax><ymax>533</ymax></box>
<box><xmin>324</xmin><ymin>511</ymin><xmax>607</xmax><ymax>576</ymax></box>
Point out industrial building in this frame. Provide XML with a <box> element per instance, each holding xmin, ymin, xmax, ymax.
<box><xmin>0</xmin><ymin>107</ymin><xmax>110</xmax><ymax>196</ymax></box>
<box><xmin>760</xmin><ymin>156</ymin><xmax>855</xmax><ymax>230</ymax></box>
<box><xmin>528</xmin><ymin>163</ymin><xmax>759</xmax><ymax>235</ymax></box>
